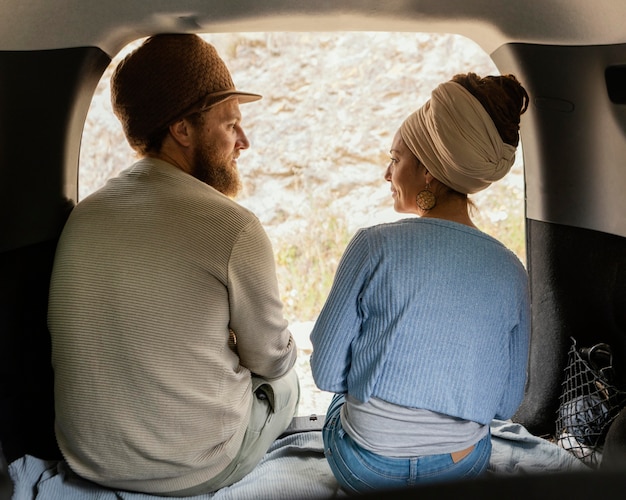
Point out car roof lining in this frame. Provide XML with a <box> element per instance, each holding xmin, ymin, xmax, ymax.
<box><xmin>2</xmin><ymin>0</ymin><xmax>626</xmax><ymax>56</ymax></box>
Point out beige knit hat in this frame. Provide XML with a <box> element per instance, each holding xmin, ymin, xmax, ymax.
<box><xmin>111</xmin><ymin>34</ymin><xmax>261</xmax><ymax>151</ymax></box>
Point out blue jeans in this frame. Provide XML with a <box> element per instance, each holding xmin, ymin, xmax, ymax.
<box><xmin>322</xmin><ymin>394</ymin><xmax>491</xmax><ymax>493</ymax></box>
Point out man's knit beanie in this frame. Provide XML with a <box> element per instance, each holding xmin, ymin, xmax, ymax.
<box><xmin>111</xmin><ymin>34</ymin><xmax>261</xmax><ymax>151</ymax></box>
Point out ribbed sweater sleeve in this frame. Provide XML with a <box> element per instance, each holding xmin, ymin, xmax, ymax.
<box><xmin>228</xmin><ymin>219</ymin><xmax>296</xmax><ymax>379</ymax></box>
<box><xmin>495</xmin><ymin>301</ymin><xmax>531</xmax><ymax>419</ymax></box>
<box><xmin>310</xmin><ymin>230</ymin><xmax>371</xmax><ymax>393</ymax></box>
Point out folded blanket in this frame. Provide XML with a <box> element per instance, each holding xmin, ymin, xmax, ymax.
<box><xmin>489</xmin><ymin>419</ymin><xmax>588</xmax><ymax>474</ymax></box>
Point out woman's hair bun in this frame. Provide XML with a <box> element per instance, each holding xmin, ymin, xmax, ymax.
<box><xmin>452</xmin><ymin>73</ymin><xmax>529</xmax><ymax>147</ymax></box>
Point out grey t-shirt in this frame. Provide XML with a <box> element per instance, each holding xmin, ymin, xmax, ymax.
<box><xmin>341</xmin><ymin>395</ymin><xmax>488</xmax><ymax>457</ymax></box>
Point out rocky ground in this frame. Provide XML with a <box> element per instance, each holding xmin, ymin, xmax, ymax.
<box><xmin>80</xmin><ymin>32</ymin><xmax>525</xmax><ymax>416</ymax></box>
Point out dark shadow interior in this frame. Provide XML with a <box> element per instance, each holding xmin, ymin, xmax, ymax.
<box><xmin>0</xmin><ymin>47</ymin><xmax>110</xmax><ymax>462</ymax></box>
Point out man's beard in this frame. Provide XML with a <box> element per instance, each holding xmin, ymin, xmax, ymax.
<box><xmin>190</xmin><ymin>141</ymin><xmax>242</xmax><ymax>198</ymax></box>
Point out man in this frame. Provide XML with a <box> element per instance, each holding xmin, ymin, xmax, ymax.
<box><xmin>48</xmin><ymin>34</ymin><xmax>299</xmax><ymax>496</ymax></box>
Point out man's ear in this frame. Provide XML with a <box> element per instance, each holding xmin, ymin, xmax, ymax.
<box><xmin>168</xmin><ymin>119</ymin><xmax>193</xmax><ymax>148</ymax></box>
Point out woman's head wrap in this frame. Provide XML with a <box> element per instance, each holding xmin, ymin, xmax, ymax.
<box><xmin>400</xmin><ymin>81</ymin><xmax>517</xmax><ymax>194</ymax></box>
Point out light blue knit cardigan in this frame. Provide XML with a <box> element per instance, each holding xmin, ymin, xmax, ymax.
<box><xmin>310</xmin><ymin>217</ymin><xmax>530</xmax><ymax>425</ymax></box>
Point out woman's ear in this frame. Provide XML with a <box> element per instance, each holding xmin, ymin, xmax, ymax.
<box><xmin>424</xmin><ymin>169</ymin><xmax>434</xmax><ymax>184</ymax></box>
<box><xmin>168</xmin><ymin>119</ymin><xmax>192</xmax><ymax>148</ymax></box>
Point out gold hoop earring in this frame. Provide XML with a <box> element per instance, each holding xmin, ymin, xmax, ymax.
<box><xmin>416</xmin><ymin>182</ymin><xmax>436</xmax><ymax>211</ymax></box>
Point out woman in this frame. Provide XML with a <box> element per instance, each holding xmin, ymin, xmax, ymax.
<box><xmin>310</xmin><ymin>73</ymin><xmax>531</xmax><ymax>492</ymax></box>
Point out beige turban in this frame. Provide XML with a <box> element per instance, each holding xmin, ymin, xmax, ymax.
<box><xmin>400</xmin><ymin>81</ymin><xmax>517</xmax><ymax>194</ymax></box>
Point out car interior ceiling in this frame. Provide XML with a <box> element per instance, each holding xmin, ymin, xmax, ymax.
<box><xmin>1</xmin><ymin>0</ymin><xmax>626</xmax><ymax>487</ymax></box>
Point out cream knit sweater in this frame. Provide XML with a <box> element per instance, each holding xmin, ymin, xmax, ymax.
<box><xmin>48</xmin><ymin>158</ymin><xmax>296</xmax><ymax>494</ymax></box>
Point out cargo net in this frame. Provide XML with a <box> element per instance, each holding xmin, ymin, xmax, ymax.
<box><xmin>555</xmin><ymin>338</ymin><xmax>626</xmax><ymax>467</ymax></box>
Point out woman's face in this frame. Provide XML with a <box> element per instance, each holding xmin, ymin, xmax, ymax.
<box><xmin>384</xmin><ymin>130</ymin><xmax>426</xmax><ymax>214</ymax></box>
